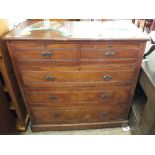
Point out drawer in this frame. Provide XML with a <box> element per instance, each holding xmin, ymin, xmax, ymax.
<box><xmin>14</xmin><ymin>49</ymin><xmax>79</xmax><ymax>61</ymax></box>
<box><xmin>26</xmin><ymin>89</ymin><xmax>131</xmax><ymax>104</ymax></box>
<box><xmin>20</xmin><ymin>70</ymin><xmax>135</xmax><ymax>85</ymax></box>
<box><xmin>30</xmin><ymin>105</ymin><xmax>127</xmax><ymax>124</ymax></box>
<box><xmin>81</xmin><ymin>42</ymin><xmax>139</xmax><ymax>61</ymax></box>
<box><xmin>81</xmin><ymin>48</ymin><xmax>139</xmax><ymax>60</ymax></box>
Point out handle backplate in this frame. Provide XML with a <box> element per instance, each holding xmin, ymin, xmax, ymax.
<box><xmin>100</xmin><ymin>112</ymin><xmax>108</xmax><ymax>118</ymax></box>
<box><xmin>41</xmin><ymin>51</ymin><xmax>52</xmax><ymax>58</ymax></box>
<box><xmin>103</xmin><ymin>75</ymin><xmax>112</xmax><ymax>81</ymax></box>
<box><xmin>45</xmin><ymin>75</ymin><xmax>55</xmax><ymax>81</ymax></box>
<box><xmin>105</xmin><ymin>51</ymin><xmax>115</xmax><ymax>56</ymax></box>
<box><xmin>101</xmin><ymin>93</ymin><xmax>111</xmax><ymax>99</ymax></box>
<box><xmin>49</xmin><ymin>96</ymin><xmax>59</xmax><ymax>100</ymax></box>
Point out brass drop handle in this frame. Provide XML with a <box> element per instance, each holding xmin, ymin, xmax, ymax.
<box><xmin>100</xmin><ymin>112</ymin><xmax>108</xmax><ymax>117</ymax></box>
<box><xmin>103</xmin><ymin>75</ymin><xmax>112</xmax><ymax>81</ymax></box>
<box><xmin>105</xmin><ymin>51</ymin><xmax>115</xmax><ymax>56</ymax></box>
<box><xmin>45</xmin><ymin>75</ymin><xmax>55</xmax><ymax>81</ymax></box>
<box><xmin>49</xmin><ymin>96</ymin><xmax>59</xmax><ymax>100</ymax></box>
<box><xmin>101</xmin><ymin>93</ymin><xmax>111</xmax><ymax>99</ymax></box>
<box><xmin>41</xmin><ymin>51</ymin><xmax>52</xmax><ymax>58</ymax></box>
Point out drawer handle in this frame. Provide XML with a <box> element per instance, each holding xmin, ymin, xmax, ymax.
<box><xmin>100</xmin><ymin>112</ymin><xmax>108</xmax><ymax>117</ymax></box>
<box><xmin>49</xmin><ymin>96</ymin><xmax>59</xmax><ymax>100</ymax></box>
<box><xmin>101</xmin><ymin>93</ymin><xmax>111</xmax><ymax>99</ymax></box>
<box><xmin>41</xmin><ymin>51</ymin><xmax>52</xmax><ymax>58</ymax></box>
<box><xmin>105</xmin><ymin>51</ymin><xmax>115</xmax><ymax>56</ymax></box>
<box><xmin>103</xmin><ymin>75</ymin><xmax>112</xmax><ymax>81</ymax></box>
<box><xmin>45</xmin><ymin>75</ymin><xmax>55</xmax><ymax>81</ymax></box>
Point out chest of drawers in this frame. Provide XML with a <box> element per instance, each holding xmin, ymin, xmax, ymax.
<box><xmin>3</xmin><ymin>20</ymin><xmax>149</xmax><ymax>131</ymax></box>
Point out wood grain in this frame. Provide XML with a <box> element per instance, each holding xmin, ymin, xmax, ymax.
<box><xmin>3</xmin><ymin>20</ymin><xmax>148</xmax><ymax>131</ymax></box>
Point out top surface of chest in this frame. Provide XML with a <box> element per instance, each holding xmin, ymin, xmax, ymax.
<box><xmin>3</xmin><ymin>20</ymin><xmax>149</xmax><ymax>41</ymax></box>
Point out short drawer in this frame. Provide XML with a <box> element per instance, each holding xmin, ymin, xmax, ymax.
<box><xmin>14</xmin><ymin>49</ymin><xmax>78</xmax><ymax>62</ymax></box>
<box><xmin>30</xmin><ymin>105</ymin><xmax>127</xmax><ymax>124</ymax></box>
<box><xmin>81</xmin><ymin>48</ymin><xmax>139</xmax><ymax>60</ymax></box>
<box><xmin>26</xmin><ymin>89</ymin><xmax>131</xmax><ymax>104</ymax></box>
<box><xmin>20</xmin><ymin>70</ymin><xmax>135</xmax><ymax>85</ymax></box>
<box><xmin>81</xmin><ymin>42</ymin><xmax>140</xmax><ymax>61</ymax></box>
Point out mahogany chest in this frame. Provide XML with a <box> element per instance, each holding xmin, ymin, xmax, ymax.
<box><xmin>3</xmin><ymin>20</ymin><xmax>149</xmax><ymax>131</ymax></box>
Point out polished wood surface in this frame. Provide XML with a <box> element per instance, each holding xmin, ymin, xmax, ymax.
<box><xmin>3</xmin><ymin>20</ymin><xmax>149</xmax><ymax>41</ymax></box>
<box><xmin>27</xmin><ymin>89</ymin><xmax>131</xmax><ymax>104</ymax></box>
<box><xmin>0</xmin><ymin>20</ymin><xmax>8</xmax><ymax>58</ymax></box>
<box><xmin>20</xmin><ymin>69</ymin><xmax>135</xmax><ymax>84</ymax></box>
<box><xmin>0</xmin><ymin>19</ymin><xmax>29</xmax><ymax>131</ymax></box>
<box><xmin>31</xmin><ymin>105</ymin><xmax>127</xmax><ymax>124</ymax></box>
<box><xmin>3</xmin><ymin>20</ymin><xmax>148</xmax><ymax>131</ymax></box>
<box><xmin>0</xmin><ymin>21</ymin><xmax>13</xmax><ymax>133</ymax></box>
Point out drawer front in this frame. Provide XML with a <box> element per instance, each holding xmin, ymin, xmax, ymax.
<box><xmin>31</xmin><ymin>105</ymin><xmax>127</xmax><ymax>124</ymax></box>
<box><xmin>81</xmin><ymin>42</ymin><xmax>139</xmax><ymax>62</ymax></box>
<box><xmin>12</xmin><ymin>42</ymin><xmax>79</xmax><ymax>65</ymax></box>
<box><xmin>26</xmin><ymin>89</ymin><xmax>131</xmax><ymax>104</ymax></box>
<box><xmin>20</xmin><ymin>70</ymin><xmax>135</xmax><ymax>85</ymax></box>
<box><xmin>14</xmin><ymin>49</ymin><xmax>78</xmax><ymax>61</ymax></box>
<box><xmin>81</xmin><ymin>49</ymin><xmax>139</xmax><ymax>60</ymax></box>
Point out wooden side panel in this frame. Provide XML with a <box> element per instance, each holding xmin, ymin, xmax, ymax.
<box><xmin>0</xmin><ymin>20</ymin><xmax>29</xmax><ymax>131</ymax></box>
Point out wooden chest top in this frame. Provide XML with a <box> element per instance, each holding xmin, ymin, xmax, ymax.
<box><xmin>3</xmin><ymin>20</ymin><xmax>149</xmax><ymax>41</ymax></box>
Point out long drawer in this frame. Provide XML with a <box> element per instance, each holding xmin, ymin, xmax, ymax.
<box><xmin>26</xmin><ymin>89</ymin><xmax>131</xmax><ymax>104</ymax></box>
<box><xmin>20</xmin><ymin>70</ymin><xmax>135</xmax><ymax>85</ymax></box>
<box><xmin>30</xmin><ymin>105</ymin><xmax>127</xmax><ymax>124</ymax></box>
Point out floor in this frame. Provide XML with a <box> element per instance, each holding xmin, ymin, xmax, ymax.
<box><xmin>21</xmin><ymin>124</ymin><xmax>131</xmax><ymax>135</ymax></box>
